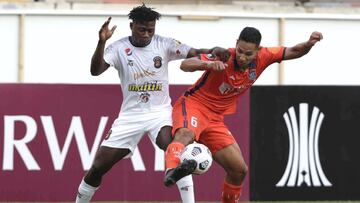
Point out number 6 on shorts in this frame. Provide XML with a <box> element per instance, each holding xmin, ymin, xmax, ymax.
<box><xmin>191</xmin><ymin>116</ymin><xmax>198</xmax><ymax>127</ymax></box>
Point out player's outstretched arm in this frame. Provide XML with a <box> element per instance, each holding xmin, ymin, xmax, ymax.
<box><xmin>90</xmin><ymin>17</ymin><xmax>117</xmax><ymax>76</ymax></box>
<box><xmin>187</xmin><ymin>47</ymin><xmax>230</xmax><ymax>62</ymax></box>
<box><xmin>180</xmin><ymin>57</ymin><xmax>227</xmax><ymax>72</ymax></box>
<box><xmin>283</xmin><ymin>31</ymin><xmax>323</xmax><ymax>60</ymax></box>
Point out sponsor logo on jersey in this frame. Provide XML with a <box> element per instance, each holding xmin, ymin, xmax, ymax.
<box><xmin>125</xmin><ymin>48</ymin><xmax>132</xmax><ymax>56</ymax></box>
<box><xmin>219</xmin><ymin>82</ymin><xmax>251</xmax><ymax>95</ymax></box>
<box><xmin>128</xmin><ymin>82</ymin><xmax>163</xmax><ymax>92</ymax></box>
<box><xmin>133</xmin><ymin>70</ymin><xmax>156</xmax><ymax>80</ymax></box>
<box><xmin>153</xmin><ymin>56</ymin><xmax>162</xmax><ymax>68</ymax></box>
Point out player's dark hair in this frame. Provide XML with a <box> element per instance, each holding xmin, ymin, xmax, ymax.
<box><xmin>128</xmin><ymin>3</ymin><xmax>161</xmax><ymax>23</ymax></box>
<box><xmin>238</xmin><ymin>27</ymin><xmax>262</xmax><ymax>46</ymax></box>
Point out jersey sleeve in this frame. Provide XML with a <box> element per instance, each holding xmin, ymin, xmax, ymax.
<box><xmin>259</xmin><ymin>46</ymin><xmax>285</xmax><ymax>70</ymax></box>
<box><xmin>104</xmin><ymin>42</ymin><xmax>116</xmax><ymax>68</ymax></box>
<box><xmin>165</xmin><ymin>37</ymin><xmax>192</xmax><ymax>61</ymax></box>
<box><xmin>104</xmin><ymin>41</ymin><xmax>123</xmax><ymax>71</ymax></box>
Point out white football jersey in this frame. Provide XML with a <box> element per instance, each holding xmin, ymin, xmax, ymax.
<box><xmin>104</xmin><ymin>35</ymin><xmax>191</xmax><ymax>113</ymax></box>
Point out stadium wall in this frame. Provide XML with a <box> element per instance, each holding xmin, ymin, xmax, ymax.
<box><xmin>1</xmin><ymin>11</ymin><xmax>360</xmax><ymax>85</ymax></box>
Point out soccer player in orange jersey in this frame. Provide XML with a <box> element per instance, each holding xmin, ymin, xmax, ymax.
<box><xmin>164</xmin><ymin>27</ymin><xmax>323</xmax><ymax>203</ymax></box>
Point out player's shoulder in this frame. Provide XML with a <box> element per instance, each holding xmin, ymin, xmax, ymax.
<box><xmin>151</xmin><ymin>34</ymin><xmax>166</xmax><ymax>42</ymax></box>
<box><xmin>259</xmin><ymin>46</ymin><xmax>284</xmax><ymax>55</ymax></box>
<box><xmin>108</xmin><ymin>37</ymin><xmax>130</xmax><ymax>47</ymax></box>
<box><xmin>153</xmin><ymin>35</ymin><xmax>183</xmax><ymax>45</ymax></box>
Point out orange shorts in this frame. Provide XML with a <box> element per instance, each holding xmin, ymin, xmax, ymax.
<box><xmin>172</xmin><ymin>96</ymin><xmax>236</xmax><ymax>155</ymax></box>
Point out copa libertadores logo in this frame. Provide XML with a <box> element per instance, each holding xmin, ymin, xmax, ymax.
<box><xmin>276</xmin><ymin>103</ymin><xmax>332</xmax><ymax>187</ymax></box>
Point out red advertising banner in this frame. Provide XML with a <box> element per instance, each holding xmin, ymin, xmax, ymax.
<box><xmin>0</xmin><ymin>84</ymin><xmax>249</xmax><ymax>202</ymax></box>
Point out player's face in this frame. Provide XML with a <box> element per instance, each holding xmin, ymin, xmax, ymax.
<box><xmin>130</xmin><ymin>21</ymin><xmax>156</xmax><ymax>47</ymax></box>
<box><xmin>235</xmin><ymin>40</ymin><xmax>259</xmax><ymax>69</ymax></box>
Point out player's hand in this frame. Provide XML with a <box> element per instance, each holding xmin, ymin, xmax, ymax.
<box><xmin>211</xmin><ymin>47</ymin><xmax>230</xmax><ymax>62</ymax></box>
<box><xmin>206</xmin><ymin>61</ymin><xmax>227</xmax><ymax>71</ymax></box>
<box><xmin>308</xmin><ymin>31</ymin><xmax>323</xmax><ymax>46</ymax></box>
<box><xmin>99</xmin><ymin>17</ymin><xmax>117</xmax><ymax>42</ymax></box>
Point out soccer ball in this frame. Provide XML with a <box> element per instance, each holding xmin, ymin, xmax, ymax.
<box><xmin>180</xmin><ymin>143</ymin><xmax>213</xmax><ymax>175</ymax></box>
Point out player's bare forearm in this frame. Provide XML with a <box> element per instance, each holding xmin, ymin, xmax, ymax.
<box><xmin>180</xmin><ymin>57</ymin><xmax>209</xmax><ymax>72</ymax></box>
<box><xmin>90</xmin><ymin>40</ymin><xmax>109</xmax><ymax>76</ymax></box>
<box><xmin>180</xmin><ymin>57</ymin><xmax>227</xmax><ymax>72</ymax></box>
<box><xmin>187</xmin><ymin>48</ymin><xmax>214</xmax><ymax>57</ymax></box>
<box><xmin>284</xmin><ymin>31</ymin><xmax>322</xmax><ymax>60</ymax></box>
<box><xmin>187</xmin><ymin>47</ymin><xmax>230</xmax><ymax>62</ymax></box>
<box><xmin>284</xmin><ymin>41</ymin><xmax>314</xmax><ymax>60</ymax></box>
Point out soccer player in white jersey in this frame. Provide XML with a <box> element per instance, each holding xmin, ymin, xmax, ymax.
<box><xmin>75</xmin><ymin>4</ymin><xmax>229</xmax><ymax>203</ymax></box>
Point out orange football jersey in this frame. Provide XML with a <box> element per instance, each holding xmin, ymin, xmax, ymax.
<box><xmin>184</xmin><ymin>47</ymin><xmax>285</xmax><ymax>115</ymax></box>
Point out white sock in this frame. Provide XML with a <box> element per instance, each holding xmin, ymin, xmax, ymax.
<box><xmin>176</xmin><ymin>175</ymin><xmax>195</xmax><ymax>203</ymax></box>
<box><xmin>75</xmin><ymin>179</ymin><xmax>98</xmax><ymax>203</ymax></box>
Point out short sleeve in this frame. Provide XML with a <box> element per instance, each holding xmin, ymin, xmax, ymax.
<box><xmin>166</xmin><ymin>38</ymin><xmax>192</xmax><ymax>61</ymax></box>
<box><xmin>104</xmin><ymin>43</ymin><xmax>116</xmax><ymax>67</ymax></box>
<box><xmin>259</xmin><ymin>46</ymin><xmax>285</xmax><ymax>69</ymax></box>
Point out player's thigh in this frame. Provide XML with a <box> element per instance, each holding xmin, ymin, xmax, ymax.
<box><xmin>155</xmin><ymin>125</ymin><xmax>172</xmax><ymax>150</ymax></box>
<box><xmin>172</xmin><ymin>97</ymin><xmax>209</xmax><ymax>140</ymax></box>
<box><xmin>147</xmin><ymin>109</ymin><xmax>173</xmax><ymax>150</ymax></box>
<box><xmin>101</xmin><ymin>114</ymin><xmax>147</xmax><ymax>158</ymax></box>
<box><xmin>199</xmin><ymin>122</ymin><xmax>246</xmax><ymax>171</ymax></box>
<box><xmin>198</xmin><ymin>121</ymin><xmax>236</xmax><ymax>155</ymax></box>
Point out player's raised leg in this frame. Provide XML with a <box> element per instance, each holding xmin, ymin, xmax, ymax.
<box><xmin>156</xmin><ymin>125</ymin><xmax>196</xmax><ymax>202</ymax></box>
<box><xmin>164</xmin><ymin>128</ymin><xmax>197</xmax><ymax>187</ymax></box>
<box><xmin>213</xmin><ymin>143</ymin><xmax>248</xmax><ymax>203</ymax></box>
<box><xmin>75</xmin><ymin>147</ymin><xmax>130</xmax><ymax>203</ymax></box>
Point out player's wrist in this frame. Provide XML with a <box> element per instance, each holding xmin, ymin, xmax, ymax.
<box><xmin>203</xmin><ymin>61</ymin><xmax>213</xmax><ymax>70</ymax></box>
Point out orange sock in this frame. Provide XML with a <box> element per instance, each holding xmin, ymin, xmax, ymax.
<box><xmin>165</xmin><ymin>142</ymin><xmax>185</xmax><ymax>169</ymax></box>
<box><xmin>221</xmin><ymin>180</ymin><xmax>242</xmax><ymax>203</ymax></box>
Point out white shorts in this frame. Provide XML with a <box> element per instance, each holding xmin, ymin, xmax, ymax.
<box><xmin>101</xmin><ymin>109</ymin><xmax>172</xmax><ymax>158</ymax></box>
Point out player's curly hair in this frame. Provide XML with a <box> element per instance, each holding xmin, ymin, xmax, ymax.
<box><xmin>128</xmin><ymin>3</ymin><xmax>161</xmax><ymax>22</ymax></box>
<box><xmin>238</xmin><ymin>27</ymin><xmax>262</xmax><ymax>46</ymax></box>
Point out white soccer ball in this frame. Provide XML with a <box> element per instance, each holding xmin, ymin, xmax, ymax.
<box><xmin>180</xmin><ymin>143</ymin><xmax>213</xmax><ymax>175</ymax></box>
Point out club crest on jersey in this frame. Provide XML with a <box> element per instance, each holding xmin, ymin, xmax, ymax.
<box><xmin>248</xmin><ymin>70</ymin><xmax>256</xmax><ymax>80</ymax></box>
<box><xmin>153</xmin><ymin>56</ymin><xmax>162</xmax><ymax>68</ymax></box>
<box><xmin>125</xmin><ymin>48</ymin><xmax>132</xmax><ymax>56</ymax></box>
<box><xmin>139</xmin><ymin>92</ymin><xmax>150</xmax><ymax>103</ymax></box>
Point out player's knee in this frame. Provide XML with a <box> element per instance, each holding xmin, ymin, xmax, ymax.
<box><xmin>156</xmin><ymin>125</ymin><xmax>173</xmax><ymax>150</ymax></box>
<box><xmin>173</xmin><ymin>128</ymin><xmax>195</xmax><ymax>145</ymax></box>
<box><xmin>83</xmin><ymin>167</ymin><xmax>104</xmax><ymax>187</ymax></box>
<box><xmin>229</xmin><ymin>162</ymin><xmax>248</xmax><ymax>180</ymax></box>
<box><xmin>86</xmin><ymin>165</ymin><xmax>106</xmax><ymax>180</ymax></box>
